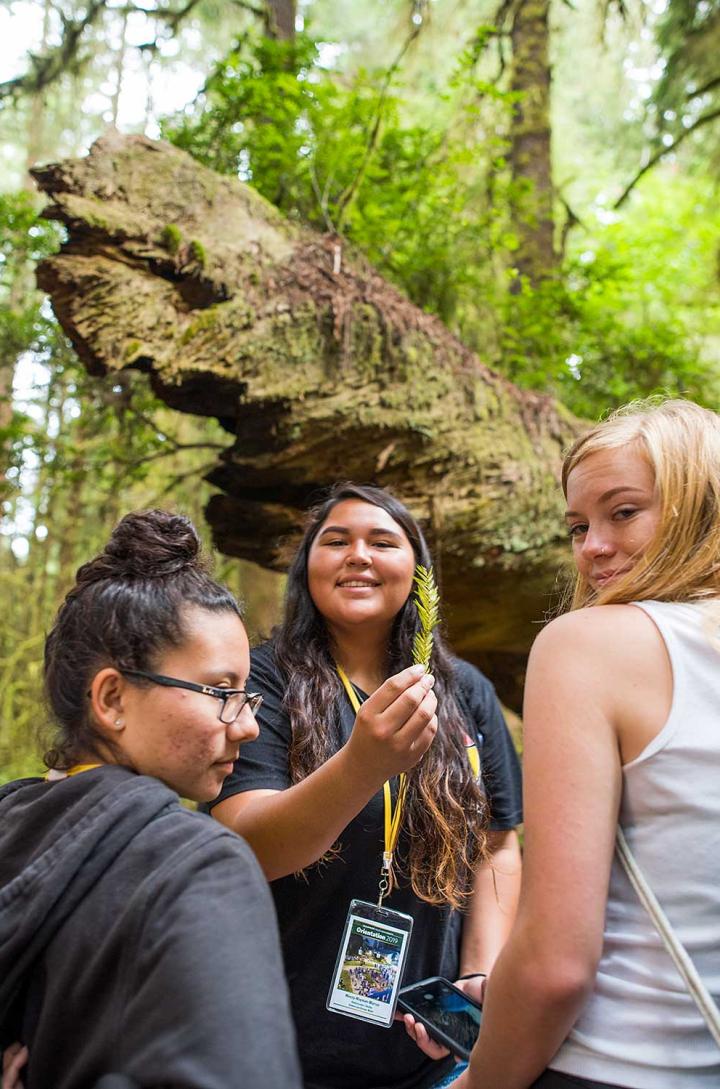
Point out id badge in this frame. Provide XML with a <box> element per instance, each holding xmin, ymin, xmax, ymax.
<box><xmin>326</xmin><ymin>899</ymin><xmax>413</xmax><ymax>1027</ymax></box>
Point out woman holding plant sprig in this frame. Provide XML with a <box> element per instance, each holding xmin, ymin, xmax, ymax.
<box><xmin>210</xmin><ymin>483</ymin><xmax>522</xmax><ymax>1089</ymax></box>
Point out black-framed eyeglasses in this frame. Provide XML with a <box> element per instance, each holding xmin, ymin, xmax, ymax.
<box><xmin>120</xmin><ymin>669</ymin><xmax>263</xmax><ymax>725</ymax></box>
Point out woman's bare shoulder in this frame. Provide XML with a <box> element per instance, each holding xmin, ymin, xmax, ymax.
<box><xmin>530</xmin><ymin>604</ymin><xmax>664</xmax><ymax>674</ymax></box>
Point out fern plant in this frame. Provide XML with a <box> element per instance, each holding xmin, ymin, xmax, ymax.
<box><xmin>412</xmin><ymin>564</ymin><xmax>440</xmax><ymax>670</ymax></box>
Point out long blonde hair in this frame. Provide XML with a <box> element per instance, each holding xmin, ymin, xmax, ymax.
<box><xmin>561</xmin><ymin>398</ymin><xmax>720</xmax><ymax>610</ymax></box>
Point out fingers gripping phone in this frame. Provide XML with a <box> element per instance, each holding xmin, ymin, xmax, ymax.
<box><xmin>397</xmin><ymin>976</ymin><xmax>482</xmax><ymax>1060</ymax></box>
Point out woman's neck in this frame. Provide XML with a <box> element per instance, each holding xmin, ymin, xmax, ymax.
<box><xmin>330</xmin><ymin>627</ymin><xmax>390</xmax><ymax>694</ymax></box>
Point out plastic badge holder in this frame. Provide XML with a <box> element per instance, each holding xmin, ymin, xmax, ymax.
<box><xmin>326</xmin><ymin>898</ymin><xmax>414</xmax><ymax>1027</ymax></box>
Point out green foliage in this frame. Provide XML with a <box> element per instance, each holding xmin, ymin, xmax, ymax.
<box><xmin>164</xmin><ymin>35</ymin><xmax>321</xmax><ymax>212</ymax></box>
<box><xmin>500</xmin><ymin>173</ymin><xmax>720</xmax><ymax>417</ymax></box>
<box><xmin>161</xmin><ymin>28</ymin><xmax>720</xmax><ymax>416</ymax></box>
<box><xmin>0</xmin><ymin>194</ymin><xmax>64</xmax><ymax>486</ymax></box>
<box><xmin>655</xmin><ymin>0</ymin><xmax>720</xmax><ymax>124</ymax></box>
<box><xmin>163</xmin><ymin>32</ymin><xmax>514</xmax><ymax>332</ymax></box>
<box><xmin>412</xmin><ymin>564</ymin><xmax>440</xmax><ymax>671</ymax></box>
<box><xmin>0</xmin><ymin>191</ymin><xmax>61</xmax><ymax>267</ymax></box>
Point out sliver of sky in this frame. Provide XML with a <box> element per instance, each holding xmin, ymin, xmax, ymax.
<box><xmin>1</xmin><ymin>1</ymin><xmax>205</xmax><ymax>144</ymax></box>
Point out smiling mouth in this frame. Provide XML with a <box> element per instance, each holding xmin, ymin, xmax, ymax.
<box><xmin>337</xmin><ymin>579</ymin><xmax>381</xmax><ymax>588</ymax></box>
<box><xmin>592</xmin><ymin>567</ymin><xmax>631</xmax><ymax>586</ymax></box>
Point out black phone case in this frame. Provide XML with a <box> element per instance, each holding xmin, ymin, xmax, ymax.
<box><xmin>397</xmin><ymin>976</ymin><xmax>481</xmax><ymax>1061</ymax></box>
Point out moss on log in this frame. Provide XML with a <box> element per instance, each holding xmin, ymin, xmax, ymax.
<box><xmin>32</xmin><ymin>130</ymin><xmax>582</xmax><ymax>709</ymax></box>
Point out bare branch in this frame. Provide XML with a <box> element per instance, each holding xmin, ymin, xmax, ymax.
<box><xmin>149</xmin><ymin>460</ymin><xmax>219</xmax><ymax>500</ymax></box>
<box><xmin>334</xmin><ymin>8</ymin><xmax>425</xmax><ymax>231</ymax></box>
<box><xmin>134</xmin><ymin>0</ymin><xmax>210</xmax><ymax>52</ymax></box>
<box><xmin>228</xmin><ymin>0</ymin><xmax>266</xmax><ymax>18</ymax></box>
<box><xmin>309</xmin><ymin>163</ymin><xmax>338</xmax><ymax>234</ymax></box>
<box><xmin>686</xmin><ymin>74</ymin><xmax>720</xmax><ymax>102</ymax></box>
<box><xmin>614</xmin><ymin>105</ymin><xmax>720</xmax><ymax>208</ymax></box>
<box><xmin>558</xmin><ymin>191</ymin><xmax>584</xmax><ymax>256</ymax></box>
<box><xmin>490</xmin><ymin>0</ymin><xmax>518</xmax><ymax>79</ymax></box>
<box><xmin>116</xmin><ymin>0</ymin><xmax>263</xmax><ymax>23</ymax></box>
<box><xmin>113</xmin><ymin>442</ymin><xmax>227</xmax><ymax>471</ymax></box>
<box><xmin>0</xmin><ymin>0</ymin><xmax>108</xmax><ymax>103</ymax></box>
<box><xmin>0</xmin><ymin>0</ymin><xmax>238</xmax><ymax>102</ymax></box>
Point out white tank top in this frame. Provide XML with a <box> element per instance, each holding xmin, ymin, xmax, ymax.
<box><xmin>551</xmin><ymin>600</ymin><xmax>720</xmax><ymax>1089</ymax></box>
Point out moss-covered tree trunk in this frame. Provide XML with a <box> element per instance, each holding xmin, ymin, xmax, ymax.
<box><xmin>32</xmin><ymin>131</ymin><xmax>580</xmax><ymax>708</ymax></box>
<box><xmin>509</xmin><ymin>0</ymin><xmax>556</xmax><ymax>284</ymax></box>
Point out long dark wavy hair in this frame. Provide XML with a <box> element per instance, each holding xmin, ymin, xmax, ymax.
<box><xmin>274</xmin><ymin>483</ymin><xmax>489</xmax><ymax>909</ymax></box>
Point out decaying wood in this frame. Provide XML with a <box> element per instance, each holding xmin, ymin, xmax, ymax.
<box><xmin>32</xmin><ymin>130</ymin><xmax>582</xmax><ymax>708</ymax></box>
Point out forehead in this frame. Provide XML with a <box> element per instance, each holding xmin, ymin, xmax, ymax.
<box><xmin>565</xmin><ymin>445</ymin><xmax>655</xmax><ymax>506</ymax></box>
<box><xmin>315</xmin><ymin>499</ymin><xmax>408</xmax><ymax>537</ymax></box>
<box><xmin>169</xmin><ymin>606</ymin><xmax>248</xmax><ymax>661</ymax></box>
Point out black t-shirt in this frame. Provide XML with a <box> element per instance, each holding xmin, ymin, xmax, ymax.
<box><xmin>211</xmin><ymin>642</ymin><xmax>522</xmax><ymax>1089</ymax></box>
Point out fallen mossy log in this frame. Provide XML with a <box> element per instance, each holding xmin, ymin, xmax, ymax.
<box><xmin>32</xmin><ymin>130</ymin><xmax>582</xmax><ymax>709</ymax></box>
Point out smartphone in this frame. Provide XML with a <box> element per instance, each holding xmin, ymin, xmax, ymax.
<box><xmin>326</xmin><ymin>899</ymin><xmax>414</xmax><ymax>1027</ymax></box>
<box><xmin>397</xmin><ymin>975</ymin><xmax>482</xmax><ymax>1059</ymax></box>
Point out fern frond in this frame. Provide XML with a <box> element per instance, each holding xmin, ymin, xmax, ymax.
<box><xmin>412</xmin><ymin>564</ymin><xmax>441</xmax><ymax>670</ymax></box>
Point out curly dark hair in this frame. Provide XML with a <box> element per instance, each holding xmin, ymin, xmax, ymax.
<box><xmin>274</xmin><ymin>483</ymin><xmax>489</xmax><ymax>910</ymax></box>
<box><xmin>43</xmin><ymin>509</ymin><xmax>241</xmax><ymax>769</ymax></box>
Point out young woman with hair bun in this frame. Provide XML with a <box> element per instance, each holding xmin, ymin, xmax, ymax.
<box><xmin>0</xmin><ymin>510</ymin><xmax>302</xmax><ymax>1089</ymax></box>
<box><xmin>421</xmin><ymin>399</ymin><xmax>720</xmax><ymax>1088</ymax></box>
<box><xmin>210</xmin><ymin>483</ymin><xmax>523</xmax><ymax>1089</ymax></box>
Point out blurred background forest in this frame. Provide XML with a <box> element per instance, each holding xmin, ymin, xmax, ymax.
<box><xmin>2</xmin><ymin>0</ymin><xmax>720</xmax><ymax>778</ymax></box>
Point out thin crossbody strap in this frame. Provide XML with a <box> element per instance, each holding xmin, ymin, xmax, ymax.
<box><xmin>616</xmin><ymin>827</ymin><xmax>720</xmax><ymax>1049</ymax></box>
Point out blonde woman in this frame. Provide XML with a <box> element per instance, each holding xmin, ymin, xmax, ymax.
<box><xmin>407</xmin><ymin>399</ymin><xmax>720</xmax><ymax>1088</ymax></box>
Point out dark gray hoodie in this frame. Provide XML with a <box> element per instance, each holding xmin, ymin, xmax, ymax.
<box><xmin>0</xmin><ymin>764</ymin><xmax>301</xmax><ymax>1089</ymax></box>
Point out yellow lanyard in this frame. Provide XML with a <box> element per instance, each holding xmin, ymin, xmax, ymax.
<box><xmin>45</xmin><ymin>763</ymin><xmax>103</xmax><ymax>781</ymax></box>
<box><xmin>337</xmin><ymin>665</ymin><xmax>407</xmax><ymax>906</ymax></box>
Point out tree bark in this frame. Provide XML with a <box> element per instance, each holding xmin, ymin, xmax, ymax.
<box><xmin>265</xmin><ymin>0</ymin><xmax>295</xmax><ymax>40</ymax></box>
<box><xmin>32</xmin><ymin>131</ymin><xmax>580</xmax><ymax>708</ymax></box>
<box><xmin>509</xmin><ymin>0</ymin><xmax>556</xmax><ymax>284</ymax></box>
<box><xmin>0</xmin><ymin>364</ymin><xmax>13</xmax><ymax>484</ymax></box>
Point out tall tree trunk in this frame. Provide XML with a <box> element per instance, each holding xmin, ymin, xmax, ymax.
<box><xmin>265</xmin><ymin>0</ymin><xmax>295</xmax><ymax>40</ymax></box>
<box><xmin>0</xmin><ymin>365</ymin><xmax>13</xmax><ymax>488</ymax></box>
<box><xmin>32</xmin><ymin>131</ymin><xmax>582</xmax><ymax>709</ymax></box>
<box><xmin>509</xmin><ymin>0</ymin><xmax>556</xmax><ymax>285</ymax></box>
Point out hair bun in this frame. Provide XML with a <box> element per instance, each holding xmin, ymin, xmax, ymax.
<box><xmin>106</xmin><ymin>510</ymin><xmax>200</xmax><ymax>577</ymax></box>
<box><xmin>76</xmin><ymin>510</ymin><xmax>202</xmax><ymax>585</ymax></box>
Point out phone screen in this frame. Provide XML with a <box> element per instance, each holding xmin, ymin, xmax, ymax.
<box><xmin>399</xmin><ymin>978</ymin><xmax>482</xmax><ymax>1055</ymax></box>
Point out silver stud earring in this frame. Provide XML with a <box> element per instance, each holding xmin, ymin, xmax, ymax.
<box><xmin>114</xmin><ymin>718</ymin><xmax>124</xmax><ymax>727</ymax></box>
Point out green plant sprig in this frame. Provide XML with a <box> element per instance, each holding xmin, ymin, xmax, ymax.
<box><xmin>412</xmin><ymin>564</ymin><xmax>441</xmax><ymax>670</ymax></box>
